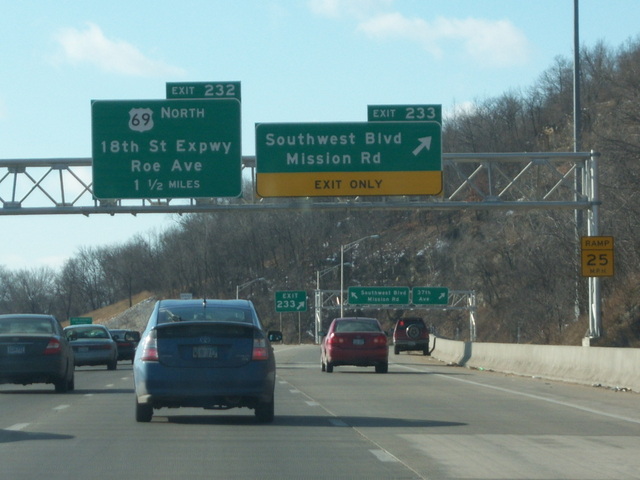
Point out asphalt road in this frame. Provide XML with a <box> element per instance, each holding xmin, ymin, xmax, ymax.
<box><xmin>1</xmin><ymin>345</ymin><xmax>639</xmax><ymax>479</ymax></box>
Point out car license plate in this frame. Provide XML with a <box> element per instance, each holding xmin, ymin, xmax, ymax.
<box><xmin>7</xmin><ymin>345</ymin><xmax>25</xmax><ymax>355</ymax></box>
<box><xmin>353</xmin><ymin>338</ymin><xmax>365</xmax><ymax>345</ymax></box>
<box><xmin>193</xmin><ymin>346</ymin><xmax>217</xmax><ymax>358</ymax></box>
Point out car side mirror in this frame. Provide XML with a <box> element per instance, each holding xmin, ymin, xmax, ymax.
<box><xmin>268</xmin><ymin>331</ymin><xmax>283</xmax><ymax>343</ymax></box>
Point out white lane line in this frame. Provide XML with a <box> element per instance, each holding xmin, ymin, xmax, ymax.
<box><xmin>305</xmin><ymin>401</ymin><xmax>320</xmax><ymax>407</ymax></box>
<box><xmin>6</xmin><ymin>423</ymin><xmax>30</xmax><ymax>431</ymax></box>
<box><xmin>370</xmin><ymin>449</ymin><xmax>400</xmax><ymax>463</ymax></box>
<box><xmin>54</xmin><ymin>405</ymin><xmax>70</xmax><ymax>411</ymax></box>
<box><xmin>289</xmin><ymin>389</ymin><xmax>300</xmax><ymax>394</ymax></box>
<box><xmin>397</xmin><ymin>363</ymin><xmax>640</xmax><ymax>425</ymax></box>
<box><xmin>105</xmin><ymin>384</ymin><xmax>115</xmax><ymax>388</ymax></box>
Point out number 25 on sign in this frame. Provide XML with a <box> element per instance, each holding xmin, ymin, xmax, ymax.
<box><xmin>581</xmin><ymin>236</ymin><xmax>614</xmax><ymax>277</ymax></box>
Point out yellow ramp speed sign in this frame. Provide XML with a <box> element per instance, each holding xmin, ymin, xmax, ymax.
<box><xmin>581</xmin><ymin>236</ymin><xmax>614</xmax><ymax>277</ymax></box>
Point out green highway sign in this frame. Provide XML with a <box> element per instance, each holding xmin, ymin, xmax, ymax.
<box><xmin>255</xmin><ymin>122</ymin><xmax>442</xmax><ymax>197</ymax></box>
<box><xmin>92</xmin><ymin>99</ymin><xmax>241</xmax><ymax>199</ymax></box>
<box><xmin>368</xmin><ymin>104</ymin><xmax>442</xmax><ymax>124</ymax></box>
<box><xmin>166</xmin><ymin>81</ymin><xmax>241</xmax><ymax>100</ymax></box>
<box><xmin>348</xmin><ymin>287</ymin><xmax>410</xmax><ymax>305</ymax></box>
<box><xmin>412</xmin><ymin>287</ymin><xmax>449</xmax><ymax>305</ymax></box>
<box><xmin>275</xmin><ymin>290</ymin><xmax>307</xmax><ymax>312</ymax></box>
<box><xmin>69</xmin><ymin>317</ymin><xmax>92</xmax><ymax>325</ymax></box>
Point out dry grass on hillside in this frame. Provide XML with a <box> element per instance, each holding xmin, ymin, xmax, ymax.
<box><xmin>64</xmin><ymin>291</ymin><xmax>155</xmax><ymax>326</ymax></box>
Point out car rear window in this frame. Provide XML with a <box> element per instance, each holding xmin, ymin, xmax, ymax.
<box><xmin>334</xmin><ymin>320</ymin><xmax>381</xmax><ymax>333</ymax></box>
<box><xmin>157</xmin><ymin>306</ymin><xmax>253</xmax><ymax>325</ymax></box>
<box><xmin>0</xmin><ymin>317</ymin><xmax>53</xmax><ymax>334</ymax></box>
<box><xmin>71</xmin><ymin>327</ymin><xmax>109</xmax><ymax>339</ymax></box>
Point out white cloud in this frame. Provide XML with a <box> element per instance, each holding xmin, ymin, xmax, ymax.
<box><xmin>308</xmin><ymin>0</ymin><xmax>393</xmax><ymax>20</ymax></box>
<box><xmin>309</xmin><ymin>1</ymin><xmax>531</xmax><ymax>68</ymax></box>
<box><xmin>359</xmin><ymin>13</ymin><xmax>530</xmax><ymax>67</ymax></box>
<box><xmin>53</xmin><ymin>22</ymin><xmax>185</xmax><ymax>77</ymax></box>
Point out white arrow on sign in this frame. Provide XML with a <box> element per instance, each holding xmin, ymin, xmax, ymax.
<box><xmin>412</xmin><ymin>136</ymin><xmax>432</xmax><ymax>156</ymax></box>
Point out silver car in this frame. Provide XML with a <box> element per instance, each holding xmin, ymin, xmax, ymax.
<box><xmin>64</xmin><ymin>324</ymin><xmax>118</xmax><ymax>370</ymax></box>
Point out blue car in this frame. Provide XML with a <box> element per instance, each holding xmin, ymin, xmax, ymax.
<box><xmin>133</xmin><ymin>299</ymin><xmax>282</xmax><ymax>423</ymax></box>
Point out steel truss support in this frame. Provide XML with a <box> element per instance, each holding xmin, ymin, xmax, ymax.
<box><xmin>1</xmin><ymin>152</ymin><xmax>600</xmax><ymax>340</ymax></box>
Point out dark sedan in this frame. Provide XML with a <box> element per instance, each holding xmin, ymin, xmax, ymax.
<box><xmin>64</xmin><ymin>324</ymin><xmax>118</xmax><ymax>370</ymax></box>
<box><xmin>321</xmin><ymin>317</ymin><xmax>389</xmax><ymax>373</ymax></box>
<box><xmin>0</xmin><ymin>314</ymin><xmax>75</xmax><ymax>392</ymax></box>
<box><xmin>109</xmin><ymin>329</ymin><xmax>140</xmax><ymax>363</ymax></box>
<box><xmin>134</xmin><ymin>298</ymin><xmax>283</xmax><ymax>423</ymax></box>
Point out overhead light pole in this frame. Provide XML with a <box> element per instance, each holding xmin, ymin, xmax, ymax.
<box><xmin>236</xmin><ymin>277</ymin><xmax>265</xmax><ymax>299</ymax></box>
<box><xmin>340</xmin><ymin>234</ymin><xmax>380</xmax><ymax>317</ymax></box>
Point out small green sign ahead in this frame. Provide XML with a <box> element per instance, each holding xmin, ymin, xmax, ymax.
<box><xmin>275</xmin><ymin>291</ymin><xmax>307</xmax><ymax>312</ymax></box>
<box><xmin>412</xmin><ymin>287</ymin><xmax>449</xmax><ymax>305</ymax></box>
<box><xmin>69</xmin><ymin>317</ymin><xmax>92</xmax><ymax>325</ymax></box>
<box><xmin>348</xmin><ymin>287</ymin><xmax>410</xmax><ymax>305</ymax></box>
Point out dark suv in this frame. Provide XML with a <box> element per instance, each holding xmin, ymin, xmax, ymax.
<box><xmin>392</xmin><ymin>317</ymin><xmax>430</xmax><ymax>355</ymax></box>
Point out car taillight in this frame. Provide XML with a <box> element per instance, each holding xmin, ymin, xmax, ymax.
<box><xmin>252</xmin><ymin>337</ymin><xmax>269</xmax><ymax>361</ymax></box>
<box><xmin>327</xmin><ymin>333</ymin><xmax>345</xmax><ymax>345</ymax></box>
<box><xmin>140</xmin><ymin>334</ymin><xmax>158</xmax><ymax>362</ymax></box>
<box><xmin>44</xmin><ymin>338</ymin><xmax>62</xmax><ymax>355</ymax></box>
<box><xmin>373</xmin><ymin>334</ymin><xmax>387</xmax><ymax>346</ymax></box>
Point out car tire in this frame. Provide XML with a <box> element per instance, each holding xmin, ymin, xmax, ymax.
<box><xmin>67</xmin><ymin>371</ymin><xmax>75</xmax><ymax>392</ymax></box>
<box><xmin>136</xmin><ymin>399</ymin><xmax>153</xmax><ymax>422</ymax></box>
<box><xmin>423</xmin><ymin>346</ymin><xmax>430</xmax><ymax>356</ymax></box>
<box><xmin>321</xmin><ymin>359</ymin><xmax>326</xmax><ymax>371</ymax></box>
<box><xmin>255</xmin><ymin>397</ymin><xmax>275</xmax><ymax>423</ymax></box>
<box><xmin>326</xmin><ymin>362</ymin><xmax>334</xmax><ymax>373</ymax></box>
<box><xmin>107</xmin><ymin>359</ymin><xmax>117</xmax><ymax>370</ymax></box>
<box><xmin>394</xmin><ymin>345</ymin><xmax>400</xmax><ymax>355</ymax></box>
<box><xmin>375</xmin><ymin>362</ymin><xmax>388</xmax><ymax>374</ymax></box>
<box><xmin>54</xmin><ymin>376</ymin><xmax>69</xmax><ymax>393</ymax></box>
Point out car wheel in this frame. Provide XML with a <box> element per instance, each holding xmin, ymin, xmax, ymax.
<box><xmin>394</xmin><ymin>345</ymin><xmax>400</xmax><ymax>355</ymax></box>
<box><xmin>67</xmin><ymin>371</ymin><xmax>75</xmax><ymax>392</ymax></box>
<box><xmin>136</xmin><ymin>399</ymin><xmax>153</xmax><ymax>422</ymax></box>
<box><xmin>326</xmin><ymin>361</ymin><xmax>334</xmax><ymax>373</ymax></box>
<box><xmin>423</xmin><ymin>346</ymin><xmax>430</xmax><ymax>356</ymax></box>
<box><xmin>375</xmin><ymin>362</ymin><xmax>388</xmax><ymax>374</ymax></box>
<box><xmin>107</xmin><ymin>359</ymin><xmax>117</xmax><ymax>370</ymax></box>
<box><xmin>54</xmin><ymin>376</ymin><xmax>69</xmax><ymax>393</ymax></box>
<box><xmin>255</xmin><ymin>397</ymin><xmax>275</xmax><ymax>423</ymax></box>
<box><xmin>321</xmin><ymin>359</ymin><xmax>326</xmax><ymax>372</ymax></box>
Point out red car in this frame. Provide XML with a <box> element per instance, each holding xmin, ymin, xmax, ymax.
<box><xmin>321</xmin><ymin>317</ymin><xmax>388</xmax><ymax>373</ymax></box>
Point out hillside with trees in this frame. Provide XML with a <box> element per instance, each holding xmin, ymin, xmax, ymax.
<box><xmin>1</xmin><ymin>38</ymin><xmax>639</xmax><ymax>347</ymax></box>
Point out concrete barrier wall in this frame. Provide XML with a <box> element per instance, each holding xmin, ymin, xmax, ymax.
<box><xmin>432</xmin><ymin>337</ymin><xmax>640</xmax><ymax>392</ymax></box>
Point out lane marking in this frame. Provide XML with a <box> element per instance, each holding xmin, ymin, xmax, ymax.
<box><xmin>396</xmin><ymin>363</ymin><xmax>640</xmax><ymax>425</ymax></box>
<box><xmin>6</xmin><ymin>423</ymin><xmax>29</xmax><ymax>431</ymax></box>
<box><xmin>370</xmin><ymin>449</ymin><xmax>400</xmax><ymax>463</ymax></box>
<box><xmin>54</xmin><ymin>405</ymin><xmax>70</xmax><ymax>411</ymax></box>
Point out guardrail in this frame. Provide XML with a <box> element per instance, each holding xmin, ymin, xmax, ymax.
<box><xmin>432</xmin><ymin>337</ymin><xmax>640</xmax><ymax>392</ymax></box>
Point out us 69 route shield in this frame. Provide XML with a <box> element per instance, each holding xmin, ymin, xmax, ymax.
<box><xmin>255</xmin><ymin>121</ymin><xmax>442</xmax><ymax>197</ymax></box>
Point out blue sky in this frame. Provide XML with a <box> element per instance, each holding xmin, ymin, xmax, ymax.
<box><xmin>1</xmin><ymin>0</ymin><xmax>639</xmax><ymax>270</ymax></box>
